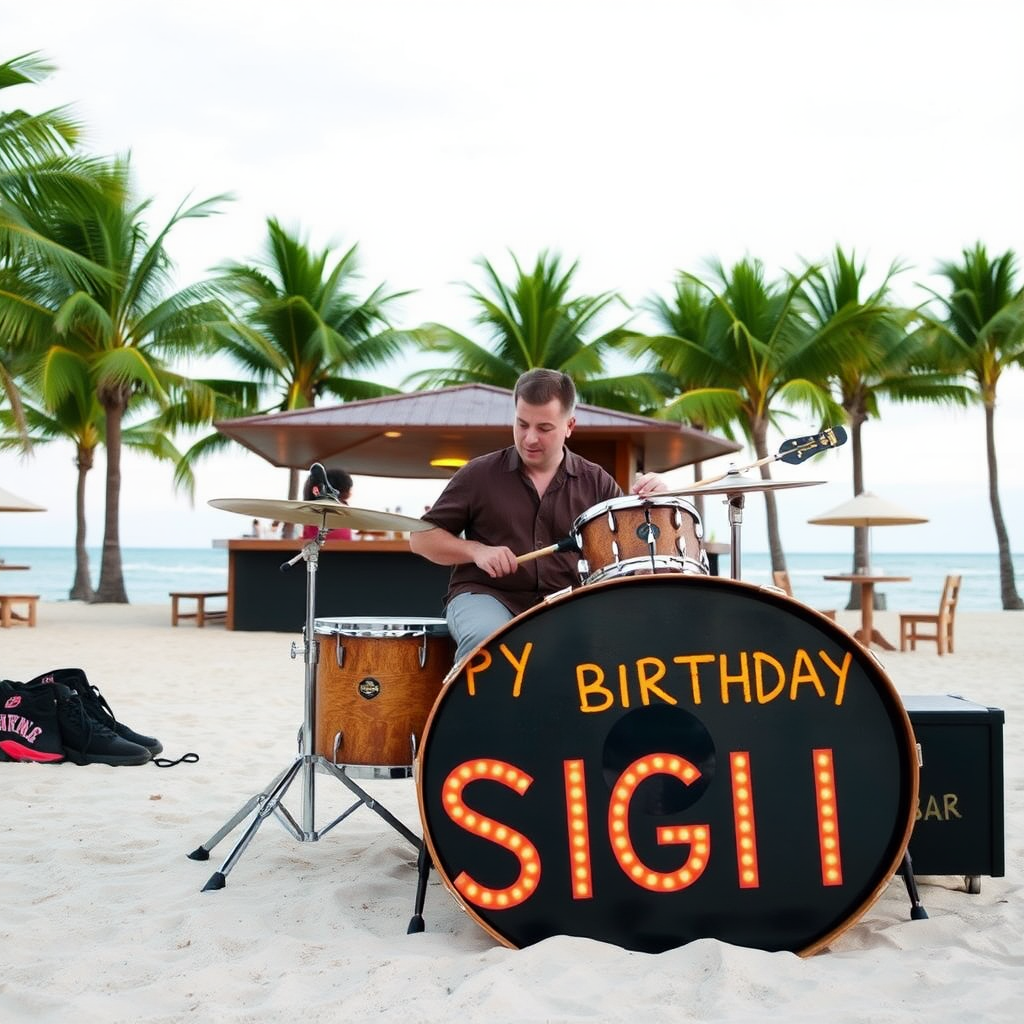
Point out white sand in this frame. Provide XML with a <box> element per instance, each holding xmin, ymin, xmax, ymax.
<box><xmin>1</xmin><ymin>601</ymin><xmax>1021</xmax><ymax>1023</ymax></box>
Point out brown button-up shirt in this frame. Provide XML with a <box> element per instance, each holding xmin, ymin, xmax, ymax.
<box><xmin>421</xmin><ymin>446</ymin><xmax>622</xmax><ymax>615</ymax></box>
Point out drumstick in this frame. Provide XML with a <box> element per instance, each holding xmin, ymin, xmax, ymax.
<box><xmin>515</xmin><ymin>535</ymin><xmax>579</xmax><ymax>565</ymax></box>
<box><xmin>660</xmin><ymin>424</ymin><xmax>848</xmax><ymax>498</ymax></box>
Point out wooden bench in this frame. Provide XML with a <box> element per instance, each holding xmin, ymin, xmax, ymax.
<box><xmin>0</xmin><ymin>594</ymin><xmax>39</xmax><ymax>628</ymax></box>
<box><xmin>170</xmin><ymin>591</ymin><xmax>228</xmax><ymax>627</ymax></box>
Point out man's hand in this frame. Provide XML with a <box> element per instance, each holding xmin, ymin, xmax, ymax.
<box><xmin>632</xmin><ymin>472</ymin><xmax>668</xmax><ymax>497</ymax></box>
<box><xmin>410</xmin><ymin>527</ymin><xmax>521</xmax><ymax>576</ymax></box>
<box><xmin>473</xmin><ymin>544</ymin><xmax>520</xmax><ymax>578</ymax></box>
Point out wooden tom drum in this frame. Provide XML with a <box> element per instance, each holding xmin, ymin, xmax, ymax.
<box><xmin>572</xmin><ymin>494</ymin><xmax>708</xmax><ymax>584</ymax></box>
<box><xmin>313</xmin><ymin>616</ymin><xmax>453</xmax><ymax>778</ymax></box>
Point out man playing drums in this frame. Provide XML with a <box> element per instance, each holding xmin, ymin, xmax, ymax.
<box><xmin>409</xmin><ymin>368</ymin><xmax>666</xmax><ymax>662</ymax></box>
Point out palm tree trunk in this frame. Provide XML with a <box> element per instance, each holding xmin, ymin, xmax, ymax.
<box><xmin>94</xmin><ymin>398</ymin><xmax>129</xmax><ymax>603</ymax></box>
<box><xmin>69</xmin><ymin>445</ymin><xmax>96</xmax><ymax>601</ymax></box>
<box><xmin>691</xmin><ymin>460</ymin><xmax>705</xmax><ymax>525</ymax></box>
<box><xmin>984</xmin><ymin>402</ymin><xmax>1023</xmax><ymax>609</ymax></box>
<box><xmin>280</xmin><ymin>466</ymin><xmax>301</xmax><ymax>539</ymax></box>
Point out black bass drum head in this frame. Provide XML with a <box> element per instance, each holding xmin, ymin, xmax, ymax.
<box><xmin>417</xmin><ymin>574</ymin><xmax>917</xmax><ymax>955</ymax></box>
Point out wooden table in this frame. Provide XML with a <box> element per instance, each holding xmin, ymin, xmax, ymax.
<box><xmin>0</xmin><ymin>565</ymin><xmax>35</xmax><ymax>626</ymax></box>
<box><xmin>824</xmin><ymin>573</ymin><xmax>910</xmax><ymax>650</ymax></box>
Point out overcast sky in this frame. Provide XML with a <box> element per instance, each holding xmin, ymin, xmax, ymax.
<box><xmin>3</xmin><ymin>0</ymin><xmax>1023</xmax><ymax>555</ymax></box>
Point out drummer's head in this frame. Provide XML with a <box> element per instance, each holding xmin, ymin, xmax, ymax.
<box><xmin>514</xmin><ymin>369</ymin><xmax>576</xmax><ymax>416</ymax></box>
<box><xmin>512</xmin><ymin>369</ymin><xmax>577</xmax><ymax>473</ymax></box>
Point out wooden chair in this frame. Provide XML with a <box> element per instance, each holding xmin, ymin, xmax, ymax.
<box><xmin>772</xmin><ymin>571</ymin><xmax>836</xmax><ymax>620</ymax></box>
<box><xmin>899</xmin><ymin>574</ymin><xmax>961</xmax><ymax>655</ymax></box>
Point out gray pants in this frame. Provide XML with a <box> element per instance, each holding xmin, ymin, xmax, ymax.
<box><xmin>446</xmin><ymin>592</ymin><xmax>514</xmax><ymax>664</ymax></box>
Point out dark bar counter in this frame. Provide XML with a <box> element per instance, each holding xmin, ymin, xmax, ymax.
<box><xmin>225</xmin><ymin>538</ymin><xmax>727</xmax><ymax>632</ymax></box>
<box><xmin>226</xmin><ymin>538</ymin><xmax>451</xmax><ymax>631</ymax></box>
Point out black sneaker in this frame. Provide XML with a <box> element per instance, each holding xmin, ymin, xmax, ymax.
<box><xmin>1</xmin><ymin>680</ymin><xmax>65</xmax><ymax>763</ymax></box>
<box><xmin>29</xmin><ymin>667</ymin><xmax>163</xmax><ymax>756</ymax></box>
<box><xmin>51</xmin><ymin>683</ymin><xmax>151</xmax><ymax>766</ymax></box>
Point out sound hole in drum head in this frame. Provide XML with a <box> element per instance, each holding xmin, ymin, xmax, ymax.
<box><xmin>417</xmin><ymin>575</ymin><xmax>917</xmax><ymax>955</ymax></box>
<box><xmin>602</xmin><ymin>706</ymin><xmax>715</xmax><ymax>815</ymax></box>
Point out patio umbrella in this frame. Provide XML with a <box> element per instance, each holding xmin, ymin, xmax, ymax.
<box><xmin>807</xmin><ymin>491</ymin><xmax>928</xmax><ymax>528</ymax></box>
<box><xmin>0</xmin><ymin>485</ymin><xmax>46</xmax><ymax>512</ymax></box>
<box><xmin>807</xmin><ymin>490</ymin><xmax>927</xmax><ymax>572</ymax></box>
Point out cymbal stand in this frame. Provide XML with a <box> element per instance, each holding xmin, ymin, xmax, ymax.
<box><xmin>188</xmin><ymin>524</ymin><xmax>420</xmax><ymax>892</ymax></box>
<box><xmin>726</xmin><ymin>492</ymin><xmax>745</xmax><ymax>580</ymax></box>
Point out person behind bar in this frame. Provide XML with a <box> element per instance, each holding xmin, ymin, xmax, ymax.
<box><xmin>301</xmin><ymin>467</ymin><xmax>354</xmax><ymax>541</ymax></box>
<box><xmin>409</xmin><ymin>368</ymin><xmax>666</xmax><ymax>662</ymax></box>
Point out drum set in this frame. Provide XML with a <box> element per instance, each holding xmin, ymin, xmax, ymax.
<box><xmin>191</xmin><ymin>433</ymin><xmax>926</xmax><ymax>954</ymax></box>
<box><xmin>188</xmin><ymin>492</ymin><xmax>445</xmax><ymax>890</ymax></box>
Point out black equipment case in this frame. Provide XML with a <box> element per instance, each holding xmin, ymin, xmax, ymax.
<box><xmin>902</xmin><ymin>694</ymin><xmax>1005</xmax><ymax>891</ymax></box>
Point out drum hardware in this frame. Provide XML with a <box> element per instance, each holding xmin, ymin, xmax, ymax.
<box><xmin>727</xmin><ymin>489</ymin><xmax>744</xmax><ymax>581</ymax></box>
<box><xmin>331</xmin><ymin>626</ymin><xmax>434</xmax><ymax>670</ymax></box>
<box><xmin>188</xmin><ymin>477</ymin><xmax>434</xmax><ymax>891</ymax></box>
<box><xmin>899</xmin><ymin>848</ymin><xmax>928</xmax><ymax>920</ymax></box>
<box><xmin>329</xmin><ymin>729</ymin><xmax>423</xmax><ymax>778</ymax></box>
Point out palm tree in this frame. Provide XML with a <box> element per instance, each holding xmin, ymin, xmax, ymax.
<box><xmin>1</xmin><ymin>371</ymin><xmax>190</xmax><ymax>601</ymax></box>
<box><xmin>625</xmin><ymin>258</ymin><xmax>850</xmax><ymax>575</ymax></box>
<box><xmin>800</xmin><ymin>247</ymin><xmax>971</xmax><ymax>606</ymax></box>
<box><xmin>404</xmin><ymin>250</ymin><xmax>669</xmax><ymax>412</ymax></box>
<box><xmin>627</xmin><ymin>276</ymin><xmax>734</xmax><ymax>522</ymax></box>
<box><xmin>209</xmin><ymin>218</ymin><xmax>416</xmax><ymax>507</ymax></box>
<box><xmin>923</xmin><ymin>244</ymin><xmax>1024</xmax><ymax>610</ymax></box>
<box><xmin>1</xmin><ymin>52</ymin><xmax>118</xmax><ymax>440</ymax></box>
<box><xmin>0</xmin><ymin>156</ymin><xmax>228</xmax><ymax>601</ymax></box>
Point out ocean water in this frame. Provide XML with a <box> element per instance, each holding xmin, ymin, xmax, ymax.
<box><xmin>1</xmin><ymin>547</ymin><xmax>229</xmax><ymax>605</ymax></box>
<box><xmin>0</xmin><ymin>546</ymin><xmax>1019</xmax><ymax>613</ymax></box>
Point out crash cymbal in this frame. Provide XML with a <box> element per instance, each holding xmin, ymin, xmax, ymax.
<box><xmin>665</xmin><ymin>475</ymin><xmax>827</xmax><ymax>498</ymax></box>
<box><xmin>209</xmin><ymin>497</ymin><xmax>431</xmax><ymax>533</ymax></box>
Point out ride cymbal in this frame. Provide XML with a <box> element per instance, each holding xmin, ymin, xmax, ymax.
<box><xmin>209</xmin><ymin>497</ymin><xmax>431</xmax><ymax>533</ymax></box>
<box><xmin>665</xmin><ymin>475</ymin><xmax>826</xmax><ymax>498</ymax></box>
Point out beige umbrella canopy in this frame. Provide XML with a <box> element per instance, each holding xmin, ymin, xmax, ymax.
<box><xmin>808</xmin><ymin>490</ymin><xmax>928</xmax><ymax>575</ymax></box>
<box><xmin>807</xmin><ymin>491</ymin><xmax>928</xmax><ymax>527</ymax></box>
<box><xmin>0</xmin><ymin>486</ymin><xmax>46</xmax><ymax>512</ymax></box>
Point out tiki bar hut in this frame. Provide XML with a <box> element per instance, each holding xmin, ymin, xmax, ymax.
<box><xmin>214</xmin><ymin>385</ymin><xmax>740</xmax><ymax>630</ymax></box>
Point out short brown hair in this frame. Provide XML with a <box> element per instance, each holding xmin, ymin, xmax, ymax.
<box><xmin>513</xmin><ymin>368</ymin><xmax>576</xmax><ymax>414</ymax></box>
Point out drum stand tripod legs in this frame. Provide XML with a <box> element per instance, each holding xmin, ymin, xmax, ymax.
<box><xmin>187</xmin><ymin>533</ymin><xmax>420</xmax><ymax>892</ymax></box>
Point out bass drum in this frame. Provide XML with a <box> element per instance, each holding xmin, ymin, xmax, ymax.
<box><xmin>417</xmin><ymin>575</ymin><xmax>917</xmax><ymax>955</ymax></box>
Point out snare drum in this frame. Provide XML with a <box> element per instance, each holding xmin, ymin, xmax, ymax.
<box><xmin>417</xmin><ymin>575</ymin><xmax>917</xmax><ymax>954</ymax></box>
<box><xmin>571</xmin><ymin>494</ymin><xmax>708</xmax><ymax>584</ymax></box>
<box><xmin>313</xmin><ymin>617</ymin><xmax>452</xmax><ymax>778</ymax></box>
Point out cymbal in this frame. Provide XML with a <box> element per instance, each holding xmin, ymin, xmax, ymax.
<box><xmin>665</xmin><ymin>475</ymin><xmax>826</xmax><ymax>498</ymax></box>
<box><xmin>209</xmin><ymin>497</ymin><xmax>431</xmax><ymax>533</ymax></box>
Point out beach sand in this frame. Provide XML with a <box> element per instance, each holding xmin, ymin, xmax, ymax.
<box><xmin>1</xmin><ymin>600</ymin><xmax>1020</xmax><ymax>1023</ymax></box>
